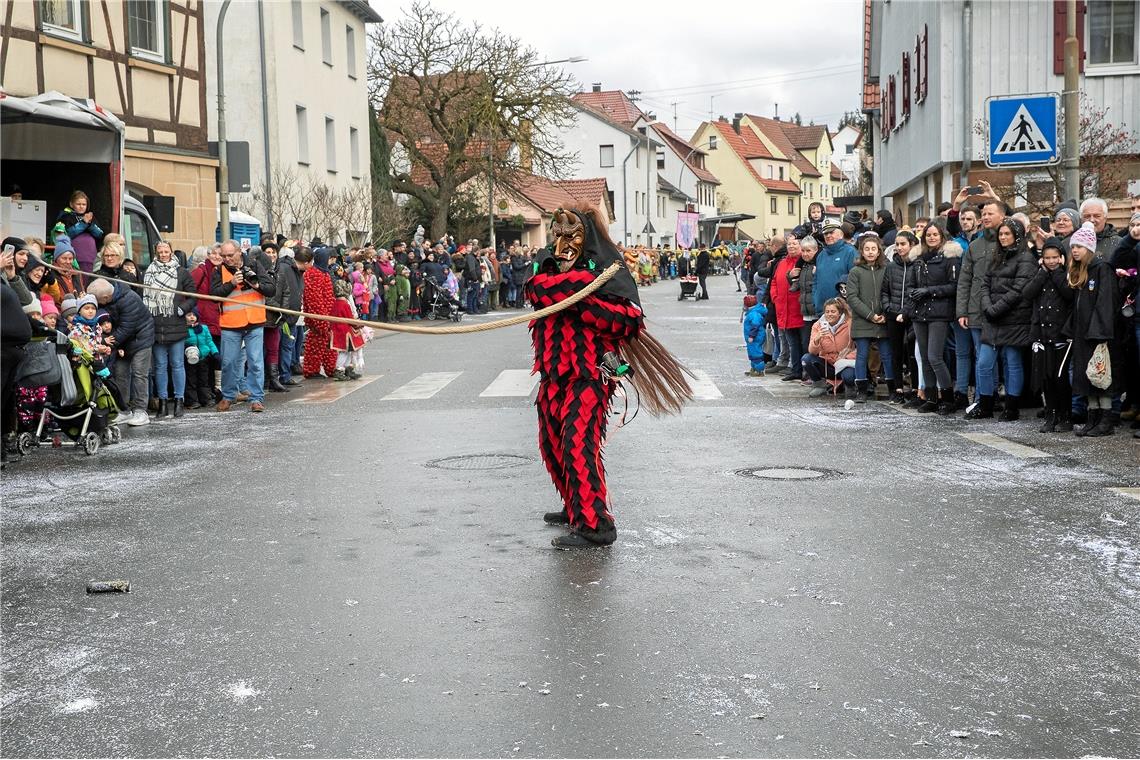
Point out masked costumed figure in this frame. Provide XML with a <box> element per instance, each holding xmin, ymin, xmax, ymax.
<box><xmin>527</xmin><ymin>207</ymin><xmax>694</xmax><ymax>549</ymax></box>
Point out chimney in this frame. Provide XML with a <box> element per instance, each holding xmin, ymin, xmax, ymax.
<box><xmin>732</xmin><ymin>112</ymin><xmax>742</xmax><ymax>135</ymax></box>
<box><xmin>718</xmin><ymin>115</ymin><xmax>728</xmax><ymax>123</ymax></box>
<box><xmin>591</xmin><ymin>83</ymin><xmax>602</xmax><ymax>93</ymax></box>
<box><xmin>774</xmin><ymin>102</ymin><xmax>780</xmax><ymax>121</ymax></box>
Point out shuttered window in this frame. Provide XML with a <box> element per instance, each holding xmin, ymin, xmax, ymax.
<box><xmin>1053</xmin><ymin>0</ymin><xmax>1087</xmax><ymax>74</ymax></box>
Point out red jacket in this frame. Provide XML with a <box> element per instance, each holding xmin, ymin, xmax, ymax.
<box><xmin>192</xmin><ymin>261</ymin><xmax>220</xmax><ymax>337</ymax></box>
<box><xmin>329</xmin><ymin>298</ymin><xmax>364</xmax><ymax>351</ymax></box>
<box><xmin>771</xmin><ymin>254</ymin><xmax>805</xmax><ymax>329</ymax></box>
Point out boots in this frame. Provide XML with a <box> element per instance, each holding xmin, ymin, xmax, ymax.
<box><xmin>964</xmin><ymin>395</ymin><xmax>994</xmax><ymax>419</ymax></box>
<box><xmin>1039</xmin><ymin>410</ymin><xmax>1057</xmax><ymax>433</ymax></box>
<box><xmin>887</xmin><ymin>379</ymin><xmax>906</xmax><ymax>405</ymax></box>
<box><xmin>854</xmin><ymin>380</ymin><xmax>870</xmax><ymax>404</ymax></box>
<box><xmin>332</xmin><ymin>369</ymin><xmax>348</xmax><ymax>382</ymax></box>
<box><xmin>1054</xmin><ymin>410</ymin><xmax>1073</xmax><ymax>432</ymax></box>
<box><xmin>999</xmin><ymin>396</ymin><xmax>1020</xmax><ymax>421</ymax></box>
<box><xmin>917</xmin><ymin>390</ymin><xmax>940</xmax><ymax>413</ymax></box>
<box><xmin>953</xmin><ymin>391</ymin><xmax>970</xmax><ymax>411</ymax></box>
<box><xmin>173</xmin><ymin>398</ymin><xmax>185</xmax><ymax>418</ymax></box>
<box><xmin>267</xmin><ymin>364</ymin><xmax>289</xmax><ymax>393</ymax></box>
<box><xmin>1085</xmin><ymin>410</ymin><xmax>1116</xmax><ymax>437</ymax></box>
<box><xmin>1075</xmin><ymin>409</ymin><xmax>1102</xmax><ymax>437</ymax></box>
<box><xmin>158</xmin><ymin>399</ymin><xmax>170</xmax><ymax>418</ymax></box>
<box><xmin>936</xmin><ymin>388</ymin><xmax>956</xmax><ymax>416</ymax></box>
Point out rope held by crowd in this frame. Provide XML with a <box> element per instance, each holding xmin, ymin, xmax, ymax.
<box><xmin>53</xmin><ymin>261</ymin><xmax>625</xmax><ymax>335</ymax></box>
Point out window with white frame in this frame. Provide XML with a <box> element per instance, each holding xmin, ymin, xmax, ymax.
<box><xmin>291</xmin><ymin>0</ymin><xmax>304</xmax><ymax>49</ymax></box>
<box><xmin>349</xmin><ymin>127</ymin><xmax>360</xmax><ymax>178</ymax></box>
<box><xmin>40</xmin><ymin>0</ymin><xmax>84</xmax><ymax>41</ymax></box>
<box><xmin>788</xmin><ymin>198</ymin><xmax>795</xmax><ymax>215</ymax></box>
<box><xmin>345</xmin><ymin>26</ymin><xmax>357</xmax><ymax>78</ymax></box>
<box><xmin>296</xmin><ymin>106</ymin><xmax>309</xmax><ymax>165</ymax></box>
<box><xmin>320</xmin><ymin>8</ymin><xmax>333</xmax><ymax>66</ymax></box>
<box><xmin>767</xmin><ymin>165</ymin><xmax>774</xmax><ymax>178</ymax></box>
<box><xmin>599</xmin><ymin>144</ymin><xmax>614</xmax><ymax>168</ymax></box>
<box><xmin>1088</xmin><ymin>0</ymin><xmax>1137</xmax><ymax>66</ymax></box>
<box><xmin>770</xmin><ymin>197</ymin><xmax>777</xmax><ymax>214</ymax></box>
<box><xmin>127</xmin><ymin>0</ymin><xmax>167</xmax><ymax>62</ymax></box>
<box><xmin>325</xmin><ymin>117</ymin><xmax>337</xmax><ymax>173</ymax></box>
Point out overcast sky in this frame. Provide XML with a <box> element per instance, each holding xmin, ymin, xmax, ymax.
<box><xmin>369</xmin><ymin>0</ymin><xmax>864</xmax><ymax>140</ymax></box>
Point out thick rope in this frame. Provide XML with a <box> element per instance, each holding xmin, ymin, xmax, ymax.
<box><xmin>46</xmin><ymin>261</ymin><xmax>625</xmax><ymax>335</ymax></box>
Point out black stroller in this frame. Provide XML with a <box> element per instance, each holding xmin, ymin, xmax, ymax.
<box><xmin>678</xmin><ymin>275</ymin><xmax>701</xmax><ymax>301</ymax></box>
<box><xmin>15</xmin><ymin>333</ymin><xmax>124</xmax><ymax>457</ymax></box>
<box><xmin>422</xmin><ymin>277</ymin><xmax>462</xmax><ymax>322</ymax></box>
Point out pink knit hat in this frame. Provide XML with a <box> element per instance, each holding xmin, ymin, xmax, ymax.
<box><xmin>1069</xmin><ymin>221</ymin><xmax>1097</xmax><ymax>252</ymax></box>
<box><xmin>39</xmin><ymin>296</ymin><xmax>60</xmax><ymax>317</ymax></box>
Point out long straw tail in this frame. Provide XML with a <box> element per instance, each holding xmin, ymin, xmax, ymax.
<box><xmin>624</xmin><ymin>330</ymin><xmax>696</xmax><ymax>416</ymax></box>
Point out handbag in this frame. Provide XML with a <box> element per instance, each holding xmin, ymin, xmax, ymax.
<box><xmin>1086</xmin><ymin>342</ymin><xmax>1112</xmax><ymax>390</ymax></box>
<box><xmin>14</xmin><ymin>338</ymin><xmax>63</xmax><ymax>389</ymax></box>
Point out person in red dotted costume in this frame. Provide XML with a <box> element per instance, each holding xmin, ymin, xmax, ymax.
<box><xmin>301</xmin><ymin>247</ymin><xmax>338</xmax><ymax>379</ymax></box>
<box><xmin>526</xmin><ymin>207</ymin><xmax>693</xmax><ymax>549</ymax></box>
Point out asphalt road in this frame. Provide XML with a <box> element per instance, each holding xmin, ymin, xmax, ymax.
<box><xmin>3</xmin><ymin>273</ymin><xmax>1139</xmax><ymax>758</ymax></box>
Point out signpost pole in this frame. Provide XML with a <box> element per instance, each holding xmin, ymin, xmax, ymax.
<box><xmin>1062</xmin><ymin>0</ymin><xmax>1081</xmax><ymax>199</ymax></box>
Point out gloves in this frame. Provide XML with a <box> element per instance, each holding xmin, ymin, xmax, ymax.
<box><xmin>909</xmin><ymin>287</ymin><xmax>931</xmax><ymax>300</ymax></box>
<box><xmin>96</xmin><ymin>367</ymin><xmax>110</xmax><ymax>378</ymax></box>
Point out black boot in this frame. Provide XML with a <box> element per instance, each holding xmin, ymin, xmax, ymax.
<box><xmin>551</xmin><ymin>523</ymin><xmax>617</xmax><ymax>549</ymax></box>
<box><xmin>917</xmin><ymin>390</ymin><xmax>940</xmax><ymax>413</ymax></box>
<box><xmin>1039</xmin><ymin>410</ymin><xmax>1057</xmax><ymax>433</ymax></box>
<box><xmin>936</xmin><ymin>388</ymin><xmax>956</xmax><ymax>415</ymax></box>
<box><xmin>158</xmin><ymin>399</ymin><xmax>169</xmax><ymax>418</ymax></box>
<box><xmin>854</xmin><ymin>380</ymin><xmax>870</xmax><ymax>404</ymax></box>
<box><xmin>1086</xmin><ymin>410</ymin><xmax>1116</xmax><ymax>437</ymax></box>
<box><xmin>543</xmin><ymin>511</ymin><xmax>570</xmax><ymax>525</ymax></box>
<box><xmin>1075</xmin><ymin>409</ymin><xmax>1102</xmax><ymax>437</ymax></box>
<box><xmin>953</xmin><ymin>391</ymin><xmax>970</xmax><ymax>411</ymax></box>
<box><xmin>1054</xmin><ymin>410</ymin><xmax>1073</xmax><ymax>432</ymax></box>
<box><xmin>173</xmin><ymin>398</ymin><xmax>184</xmax><ymax>418</ymax></box>
<box><xmin>999</xmin><ymin>396</ymin><xmax>1020</xmax><ymax>421</ymax></box>
<box><xmin>964</xmin><ymin>395</ymin><xmax>994</xmax><ymax>419</ymax></box>
<box><xmin>267</xmin><ymin>364</ymin><xmax>289</xmax><ymax>393</ymax></box>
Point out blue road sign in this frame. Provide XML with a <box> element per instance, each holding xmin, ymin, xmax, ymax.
<box><xmin>985</xmin><ymin>94</ymin><xmax>1060</xmax><ymax>168</ymax></box>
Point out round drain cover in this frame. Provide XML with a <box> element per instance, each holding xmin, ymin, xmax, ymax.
<box><xmin>735</xmin><ymin>467</ymin><xmax>835</xmax><ymax>481</ymax></box>
<box><xmin>426</xmin><ymin>454</ymin><xmax>533</xmax><ymax>471</ymax></box>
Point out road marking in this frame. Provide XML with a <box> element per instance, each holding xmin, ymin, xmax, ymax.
<box><xmin>290</xmin><ymin>375</ymin><xmax>381</xmax><ymax>404</ymax></box>
<box><xmin>1108</xmin><ymin>487</ymin><xmax>1140</xmax><ymax>501</ymax></box>
<box><xmin>689</xmin><ymin>369</ymin><xmax>724</xmax><ymax>400</ymax></box>
<box><xmin>479</xmin><ymin>369</ymin><xmax>539</xmax><ymax>397</ymax></box>
<box><xmin>382</xmin><ymin>371</ymin><xmax>462</xmax><ymax>401</ymax></box>
<box><xmin>745</xmin><ymin>374</ymin><xmax>809</xmax><ymax>398</ymax></box>
<box><xmin>958</xmin><ymin>432</ymin><xmax>1052</xmax><ymax>459</ymax></box>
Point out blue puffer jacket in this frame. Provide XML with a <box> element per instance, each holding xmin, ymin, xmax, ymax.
<box><xmin>742</xmin><ymin>302</ymin><xmax>769</xmax><ymax>361</ymax></box>
<box><xmin>185</xmin><ymin>323</ymin><xmax>219</xmax><ymax>359</ymax></box>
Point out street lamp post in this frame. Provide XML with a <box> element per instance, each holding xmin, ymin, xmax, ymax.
<box><xmin>678</xmin><ymin>139</ymin><xmax>713</xmax><ymax>245</ymax></box>
<box><xmin>216</xmin><ymin>0</ymin><xmax>233</xmax><ymax>242</ymax></box>
<box><xmin>487</xmin><ymin>56</ymin><xmax>586</xmax><ymax>250</ymax></box>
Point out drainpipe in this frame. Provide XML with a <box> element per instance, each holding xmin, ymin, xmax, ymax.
<box><xmin>216</xmin><ymin>0</ymin><xmax>232</xmax><ymax>241</ymax></box>
<box><xmin>620</xmin><ymin>137</ymin><xmax>638</xmax><ymax>244</ymax></box>
<box><xmin>959</xmin><ymin>0</ymin><xmax>972</xmax><ymax>189</ymax></box>
<box><xmin>257</xmin><ymin>0</ymin><xmax>273</xmax><ymax>231</ymax></box>
<box><xmin>646</xmin><ymin>130</ymin><xmax>653</xmax><ymax>245</ymax></box>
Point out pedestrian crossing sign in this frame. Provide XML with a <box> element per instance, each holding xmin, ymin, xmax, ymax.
<box><xmin>985</xmin><ymin>93</ymin><xmax>1060</xmax><ymax>168</ymax></box>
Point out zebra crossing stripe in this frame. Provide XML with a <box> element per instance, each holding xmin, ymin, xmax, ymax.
<box><xmin>958</xmin><ymin>432</ymin><xmax>1052</xmax><ymax>459</ymax></box>
<box><xmin>479</xmin><ymin>369</ymin><xmax>539</xmax><ymax>397</ymax></box>
<box><xmin>689</xmin><ymin>369</ymin><xmax>724</xmax><ymax>400</ymax></box>
<box><xmin>382</xmin><ymin>371</ymin><xmax>462</xmax><ymax>400</ymax></box>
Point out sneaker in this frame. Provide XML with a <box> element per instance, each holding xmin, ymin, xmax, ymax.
<box><xmin>781</xmin><ymin>373</ymin><xmax>801</xmax><ymax>382</ymax></box>
<box><xmin>126</xmin><ymin>409</ymin><xmax>150</xmax><ymax>426</ymax></box>
<box><xmin>745</xmin><ymin>369</ymin><xmax>765</xmax><ymax>377</ymax></box>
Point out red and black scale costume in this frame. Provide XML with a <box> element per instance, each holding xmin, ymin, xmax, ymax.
<box><xmin>525</xmin><ymin>265</ymin><xmax>644</xmax><ymax>540</ymax></box>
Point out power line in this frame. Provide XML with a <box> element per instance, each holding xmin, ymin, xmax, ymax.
<box><xmin>639</xmin><ymin>62</ymin><xmax>860</xmax><ymax>97</ymax></box>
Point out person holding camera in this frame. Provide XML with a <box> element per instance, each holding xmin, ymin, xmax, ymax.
<box><xmin>210</xmin><ymin>239</ymin><xmax>276</xmax><ymax>413</ymax></box>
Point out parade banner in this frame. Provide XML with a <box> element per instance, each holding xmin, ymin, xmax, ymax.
<box><xmin>676</xmin><ymin>211</ymin><xmax>699</xmax><ymax>249</ymax></box>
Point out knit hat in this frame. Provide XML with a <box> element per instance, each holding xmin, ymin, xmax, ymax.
<box><xmin>40</xmin><ymin>296</ymin><xmax>59</xmax><ymax>317</ymax></box>
<box><xmin>76</xmin><ymin>294</ymin><xmax>99</xmax><ymax>311</ymax></box>
<box><xmin>22</xmin><ymin>300</ymin><xmax>42</xmax><ymax>315</ymax></box>
<box><xmin>60</xmin><ymin>295</ymin><xmax>78</xmax><ymax>317</ymax></box>
<box><xmin>1041</xmin><ymin>236</ymin><xmax>1066</xmax><ymax>256</ymax></box>
<box><xmin>96</xmin><ymin>310</ymin><xmax>112</xmax><ymax>324</ymax></box>
<box><xmin>53</xmin><ymin>235</ymin><xmax>75</xmax><ymax>258</ymax></box>
<box><xmin>1130</xmin><ymin>211</ymin><xmax>1140</xmax><ymax>226</ymax></box>
<box><xmin>1070</xmin><ymin>221</ymin><xmax>1098</xmax><ymax>252</ymax></box>
<box><xmin>1054</xmin><ymin>207</ymin><xmax>1080</xmax><ymax>230</ymax></box>
<box><xmin>2</xmin><ymin>236</ymin><xmax>28</xmax><ymax>254</ymax></box>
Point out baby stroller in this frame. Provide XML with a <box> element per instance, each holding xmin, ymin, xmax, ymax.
<box><xmin>15</xmin><ymin>335</ymin><xmax>124</xmax><ymax>457</ymax></box>
<box><xmin>423</xmin><ymin>277</ymin><xmax>462</xmax><ymax>322</ymax></box>
<box><xmin>678</xmin><ymin>275</ymin><xmax>700</xmax><ymax>301</ymax></box>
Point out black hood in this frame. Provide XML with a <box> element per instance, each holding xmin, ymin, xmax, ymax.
<box><xmin>532</xmin><ymin>211</ymin><xmax>640</xmax><ymax>307</ymax></box>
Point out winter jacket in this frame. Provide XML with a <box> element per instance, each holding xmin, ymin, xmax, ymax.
<box><xmin>881</xmin><ymin>249</ymin><xmax>914</xmax><ymax>316</ymax></box>
<box><xmin>696</xmin><ymin>249</ymin><xmax>711</xmax><ymax>276</ymax></box>
<box><xmin>150</xmin><ymin>267</ymin><xmax>198</xmax><ymax>345</ymax></box>
<box><xmin>873</xmin><ymin>210</ymin><xmax>898</xmax><ymax>247</ymax></box>
<box><xmin>812</xmin><ymin>239</ymin><xmax>857</xmax><ymax>315</ymax></box>
<box><xmin>209</xmin><ymin>256</ymin><xmax>276</xmax><ymax>330</ymax></box>
<box><xmin>1022</xmin><ymin>266</ymin><xmax>1072</xmax><ymax>342</ymax></box>
<box><xmin>956</xmin><ymin>228</ymin><xmax>997</xmax><ymax>325</ymax></box>
<box><xmin>463</xmin><ymin>252</ymin><xmax>481</xmax><ymax>283</ymax></box>
<box><xmin>742</xmin><ymin>302</ymin><xmax>769</xmax><ymax>361</ymax></box>
<box><xmin>770</xmin><ymin>254</ymin><xmax>804</xmax><ymax>329</ymax></box>
<box><xmin>1</xmin><ymin>268</ymin><xmax>33</xmax><ymax>307</ymax></box>
<box><xmin>185</xmin><ymin>323</ymin><xmax>219</xmax><ymax>359</ymax></box>
<box><xmin>1</xmin><ymin>280</ymin><xmax>31</xmax><ymax>347</ymax></box>
<box><xmin>905</xmin><ymin>241</ymin><xmax>962</xmax><ymax>323</ymax></box>
<box><xmin>808</xmin><ymin>313</ymin><xmax>855</xmax><ymax>366</ymax></box>
<box><xmin>510</xmin><ymin>254</ymin><xmax>529</xmax><ymax>287</ymax></box>
<box><xmin>1110</xmin><ymin>233</ymin><xmax>1140</xmax><ymax>325</ymax></box>
<box><xmin>1063</xmin><ymin>256</ymin><xmax>1120</xmax><ymax>395</ymax></box>
<box><xmin>789</xmin><ymin>258</ymin><xmax>817</xmax><ymax>321</ymax></box>
<box><xmin>268</xmin><ymin>254</ymin><xmax>303</xmax><ymax>326</ymax></box>
<box><xmin>107</xmin><ymin>280</ymin><xmax>155</xmax><ymax>354</ymax></box>
<box><xmin>1094</xmin><ymin>224</ymin><xmax>1122</xmax><ymax>259</ymax></box>
<box><xmin>845</xmin><ymin>260</ymin><xmax>889</xmax><ymax>338</ymax></box>
<box><xmin>980</xmin><ymin>244</ymin><xmax>1036</xmax><ymax>347</ymax></box>
<box><xmin>191</xmin><ymin>261</ymin><xmax>220</xmax><ymax>337</ymax></box>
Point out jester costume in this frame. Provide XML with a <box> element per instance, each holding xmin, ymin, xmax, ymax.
<box><xmin>526</xmin><ymin>208</ymin><xmax>693</xmax><ymax>549</ymax></box>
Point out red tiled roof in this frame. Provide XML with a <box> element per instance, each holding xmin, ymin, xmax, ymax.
<box><xmin>572</xmin><ymin>90</ymin><xmax>644</xmax><ymax>127</ymax></box>
<box><xmin>747</xmin><ymin>115</ymin><xmax>822</xmax><ymax>178</ymax></box>
<box><xmin>830</xmin><ymin>162</ymin><xmax>845</xmax><ymax>181</ymax></box>
<box><xmin>711</xmin><ymin>120</ymin><xmax>773</xmax><ymax>160</ymax></box>
<box><xmin>760</xmin><ymin>178</ymin><xmax>801</xmax><ymax>193</ymax></box>
<box><xmin>512</xmin><ymin>176</ymin><xmax>613</xmax><ymax>219</ymax></box>
<box><xmin>556</xmin><ymin>178</ymin><xmax>613</xmax><ymax>216</ymax></box>
<box><xmin>782</xmin><ymin>123</ymin><xmax>829</xmax><ymax>151</ymax></box>
<box><xmin>652</xmin><ymin>122</ymin><xmax>721</xmax><ymax>184</ymax></box>
<box><xmin>405</xmin><ymin>138</ymin><xmax>510</xmax><ymax>188</ymax></box>
<box><xmin>826</xmin><ymin>205</ymin><xmax>845</xmax><ymax>215</ymax></box>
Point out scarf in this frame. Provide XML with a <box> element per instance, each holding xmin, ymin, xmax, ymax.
<box><xmin>143</xmin><ymin>258</ymin><xmax>180</xmax><ymax>317</ymax></box>
<box><xmin>818</xmin><ymin>312</ymin><xmax>847</xmax><ymax>335</ymax></box>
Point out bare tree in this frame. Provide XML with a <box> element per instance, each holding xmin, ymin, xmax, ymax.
<box><xmin>368</xmin><ymin>1</ymin><xmax>579</xmax><ymax>239</ymax></box>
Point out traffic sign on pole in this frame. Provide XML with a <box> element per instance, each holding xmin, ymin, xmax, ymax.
<box><xmin>985</xmin><ymin>93</ymin><xmax>1060</xmax><ymax>168</ymax></box>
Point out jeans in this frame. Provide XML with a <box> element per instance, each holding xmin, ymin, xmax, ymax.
<box><xmin>855</xmin><ymin>336</ymin><xmax>895</xmax><ymax>381</ymax></box>
<box><xmin>802</xmin><ymin>354</ymin><xmax>855</xmax><ymax>386</ymax></box>
<box><xmin>913</xmin><ymin>321</ymin><xmax>952</xmax><ymax>390</ymax></box>
<box><xmin>465</xmin><ymin>281</ymin><xmax>480</xmax><ymax>313</ymax></box>
<box><xmin>220</xmin><ymin>327</ymin><xmax>265</xmax><ymax>403</ymax></box>
<box><xmin>969</xmin><ymin>327</ymin><xmax>989</xmax><ymax>394</ymax></box>
<box><xmin>152</xmin><ymin>340</ymin><xmax>186</xmax><ymax>400</ymax></box>
<box><xmin>784</xmin><ymin>327</ymin><xmax>805</xmax><ymax>376</ymax></box>
<box><xmin>977</xmin><ymin>343</ymin><xmax>1024</xmax><ymax>397</ymax></box>
<box><xmin>113</xmin><ymin>348</ymin><xmax>153</xmax><ymax>412</ymax></box>
<box><xmin>279</xmin><ymin>324</ymin><xmax>297</xmax><ymax>383</ymax></box>
<box><xmin>951</xmin><ymin>322</ymin><xmax>973</xmax><ymax>393</ymax></box>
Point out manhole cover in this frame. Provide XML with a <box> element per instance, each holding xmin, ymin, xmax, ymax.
<box><xmin>735</xmin><ymin>467</ymin><xmax>838</xmax><ymax>481</ymax></box>
<box><xmin>426</xmin><ymin>454</ymin><xmax>533</xmax><ymax>471</ymax></box>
